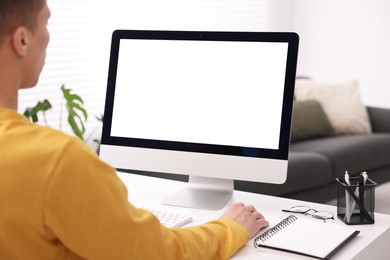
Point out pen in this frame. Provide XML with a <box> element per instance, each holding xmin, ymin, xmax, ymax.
<box><xmin>360</xmin><ymin>171</ymin><xmax>368</xmax><ymax>204</ymax></box>
<box><xmin>349</xmin><ymin>181</ymin><xmax>360</xmax><ymax>221</ymax></box>
<box><xmin>358</xmin><ymin>174</ymin><xmax>364</xmax><ymax>202</ymax></box>
<box><xmin>349</xmin><ymin>171</ymin><xmax>369</xmax><ymax>221</ymax></box>
<box><xmin>362</xmin><ymin>171</ymin><xmax>368</xmax><ymax>184</ymax></box>
<box><xmin>345</xmin><ymin>171</ymin><xmax>350</xmax><ymax>186</ymax></box>
<box><xmin>344</xmin><ymin>171</ymin><xmax>352</xmax><ymax>223</ymax></box>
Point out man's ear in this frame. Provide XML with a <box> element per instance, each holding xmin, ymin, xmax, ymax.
<box><xmin>12</xmin><ymin>27</ymin><xmax>28</xmax><ymax>57</ymax></box>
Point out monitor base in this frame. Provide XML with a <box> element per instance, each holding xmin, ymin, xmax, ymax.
<box><xmin>161</xmin><ymin>176</ymin><xmax>234</xmax><ymax>210</ymax></box>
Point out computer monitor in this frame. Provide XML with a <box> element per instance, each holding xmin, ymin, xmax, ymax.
<box><xmin>100</xmin><ymin>30</ymin><xmax>299</xmax><ymax>210</ymax></box>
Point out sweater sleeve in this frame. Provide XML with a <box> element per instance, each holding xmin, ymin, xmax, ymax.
<box><xmin>44</xmin><ymin>139</ymin><xmax>249</xmax><ymax>259</ymax></box>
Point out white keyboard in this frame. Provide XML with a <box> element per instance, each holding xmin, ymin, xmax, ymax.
<box><xmin>144</xmin><ymin>208</ymin><xmax>193</xmax><ymax>228</ymax></box>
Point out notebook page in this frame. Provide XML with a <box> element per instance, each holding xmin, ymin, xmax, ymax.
<box><xmin>256</xmin><ymin>216</ymin><xmax>359</xmax><ymax>259</ymax></box>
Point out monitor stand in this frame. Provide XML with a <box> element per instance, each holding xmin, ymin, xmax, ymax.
<box><xmin>161</xmin><ymin>176</ymin><xmax>234</xmax><ymax>210</ymax></box>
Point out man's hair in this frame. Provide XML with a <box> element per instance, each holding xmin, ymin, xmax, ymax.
<box><xmin>0</xmin><ymin>0</ymin><xmax>46</xmax><ymax>43</ymax></box>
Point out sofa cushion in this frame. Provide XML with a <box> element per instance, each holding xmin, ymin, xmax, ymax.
<box><xmin>295</xmin><ymin>79</ymin><xmax>372</xmax><ymax>135</ymax></box>
<box><xmin>234</xmin><ymin>152</ymin><xmax>333</xmax><ymax>195</ymax></box>
<box><xmin>290</xmin><ymin>134</ymin><xmax>390</xmax><ymax>179</ymax></box>
<box><xmin>367</xmin><ymin>106</ymin><xmax>390</xmax><ymax>133</ymax></box>
<box><xmin>291</xmin><ymin>100</ymin><xmax>334</xmax><ymax>143</ymax></box>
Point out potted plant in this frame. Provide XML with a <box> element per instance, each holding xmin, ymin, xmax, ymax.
<box><xmin>23</xmin><ymin>84</ymin><xmax>103</xmax><ymax>152</ymax></box>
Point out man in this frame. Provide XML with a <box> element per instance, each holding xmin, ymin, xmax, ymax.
<box><xmin>0</xmin><ymin>0</ymin><xmax>269</xmax><ymax>259</ymax></box>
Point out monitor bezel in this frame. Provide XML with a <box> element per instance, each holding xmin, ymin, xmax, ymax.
<box><xmin>101</xmin><ymin>30</ymin><xmax>298</xmax><ymax>161</ymax></box>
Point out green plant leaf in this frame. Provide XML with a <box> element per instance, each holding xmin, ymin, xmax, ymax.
<box><xmin>61</xmin><ymin>84</ymin><xmax>88</xmax><ymax>140</ymax></box>
<box><xmin>23</xmin><ymin>99</ymin><xmax>52</xmax><ymax>123</ymax></box>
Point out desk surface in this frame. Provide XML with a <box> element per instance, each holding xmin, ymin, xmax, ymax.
<box><xmin>117</xmin><ymin>171</ymin><xmax>390</xmax><ymax>260</ymax></box>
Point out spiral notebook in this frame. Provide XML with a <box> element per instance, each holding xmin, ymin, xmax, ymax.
<box><xmin>254</xmin><ymin>215</ymin><xmax>360</xmax><ymax>259</ymax></box>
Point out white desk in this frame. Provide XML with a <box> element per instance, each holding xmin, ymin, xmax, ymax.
<box><xmin>117</xmin><ymin>171</ymin><xmax>390</xmax><ymax>260</ymax></box>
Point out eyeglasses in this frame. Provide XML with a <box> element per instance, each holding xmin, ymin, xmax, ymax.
<box><xmin>282</xmin><ymin>205</ymin><xmax>334</xmax><ymax>222</ymax></box>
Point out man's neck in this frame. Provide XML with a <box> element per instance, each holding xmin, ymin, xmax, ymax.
<box><xmin>0</xmin><ymin>60</ymin><xmax>19</xmax><ymax>110</ymax></box>
<box><xmin>0</xmin><ymin>101</ymin><xmax>18</xmax><ymax>111</ymax></box>
<box><xmin>0</xmin><ymin>94</ymin><xmax>18</xmax><ymax>111</ymax></box>
<box><xmin>0</xmin><ymin>35</ymin><xmax>21</xmax><ymax>111</ymax></box>
<box><xmin>0</xmin><ymin>74</ymin><xmax>19</xmax><ymax>110</ymax></box>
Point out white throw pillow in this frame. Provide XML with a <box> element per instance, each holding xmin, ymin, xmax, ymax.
<box><xmin>294</xmin><ymin>79</ymin><xmax>372</xmax><ymax>134</ymax></box>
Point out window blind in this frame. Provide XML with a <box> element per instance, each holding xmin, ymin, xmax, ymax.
<box><xmin>18</xmin><ymin>0</ymin><xmax>274</xmax><ymax>145</ymax></box>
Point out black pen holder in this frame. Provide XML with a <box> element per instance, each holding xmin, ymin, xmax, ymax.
<box><xmin>336</xmin><ymin>177</ymin><xmax>377</xmax><ymax>225</ymax></box>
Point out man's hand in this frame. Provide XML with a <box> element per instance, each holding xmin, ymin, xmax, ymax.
<box><xmin>220</xmin><ymin>202</ymin><xmax>269</xmax><ymax>238</ymax></box>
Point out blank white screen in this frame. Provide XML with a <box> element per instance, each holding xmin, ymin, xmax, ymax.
<box><xmin>111</xmin><ymin>39</ymin><xmax>288</xmax><ymax>150</ymax></box>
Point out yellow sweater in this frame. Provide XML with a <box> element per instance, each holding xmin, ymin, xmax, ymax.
<box><xmin>0</xmin><ymin>108</ymin><xmax>249</xmax><ymax>259</ymax></box>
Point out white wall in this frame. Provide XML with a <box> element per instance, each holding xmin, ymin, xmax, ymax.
<box><xmin>20</xmin><ymin>0</ymin><xmax>389</xmax><ymax>143</ymax></box>
<box><xmin>292</xmin><ymin>0</ymin><xmax>390</xmax><ymax>108</ymax></box>
<box><xmin>20</xmin><ymin>0</ymin><xmax>286</xmax><ymax>142</ymax></box>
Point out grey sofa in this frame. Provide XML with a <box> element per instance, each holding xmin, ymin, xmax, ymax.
<box><xmin>235</xmin><ymin>106</ymin><xmax>390</xmax><ymax>204</ymax></box>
